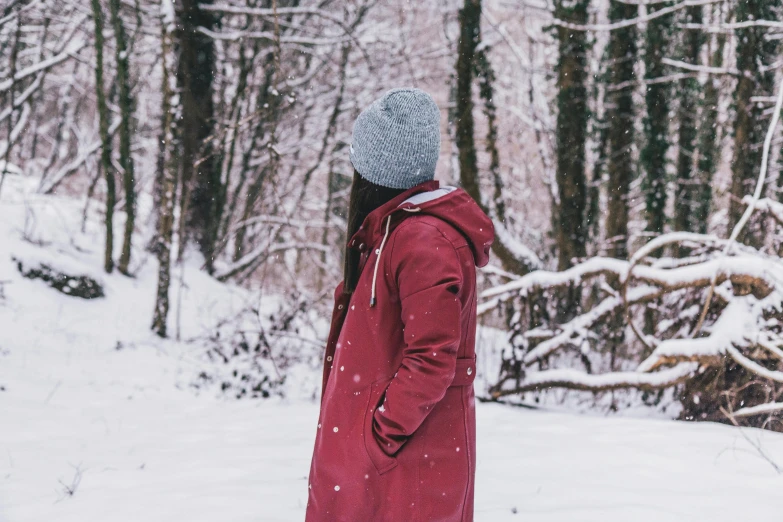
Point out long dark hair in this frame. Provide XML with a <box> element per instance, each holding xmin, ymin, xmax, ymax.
<box><xmin>344</xmin><ymin>170</ymin><xmax>405</xmax><ymax>294</ymax></box>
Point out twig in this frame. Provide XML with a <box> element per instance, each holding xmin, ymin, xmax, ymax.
<box><xmin>56</xmin><ymin>464</ymin><xmax>84</xmax><ymax>501</ymax></box>
<box><xmin>721</xmin><ymin>406</ymin><xmax>782</xmax><ymax>474</ymax></box>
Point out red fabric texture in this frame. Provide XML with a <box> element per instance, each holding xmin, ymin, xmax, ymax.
<box><xmin>306</xmin><ymin>180</ymin><xmax>494</xmax><ymax>522</ymax></box>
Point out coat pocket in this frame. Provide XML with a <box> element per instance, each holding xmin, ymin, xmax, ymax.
<box><xmin>363</xmin><ymin>379</ymin><xmax>398</xmax><ymax>475</ymax></box>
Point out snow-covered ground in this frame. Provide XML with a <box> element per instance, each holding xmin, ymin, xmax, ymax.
<box><xmin>3</xmin><ymin>175</ymin><xmax>783</xmax><ymax>521</ymax></box>
<box><xmin>4</xmin><ymin>381</ymin><xmax>783</xmax><ymax>521</ymax></box>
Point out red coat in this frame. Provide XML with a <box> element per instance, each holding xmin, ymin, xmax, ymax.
<box><xmin>306</xmin><ymin>180</ymin><xmax>494</xmax><ymax>522</ymax></box>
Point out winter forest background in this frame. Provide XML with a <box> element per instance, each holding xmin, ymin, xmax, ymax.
<box><xmin>3</xmin><ymin>0</ymin><xmax>783</xmax><ymax>520</ymax></box>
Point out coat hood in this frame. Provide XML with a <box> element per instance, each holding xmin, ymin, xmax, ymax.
<box><xmin>348</xmin><ymin>180</ymin><xmax>495</xmax><ymax>268</ymax></box>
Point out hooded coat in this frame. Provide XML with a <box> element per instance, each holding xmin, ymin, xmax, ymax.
<box><xmin>305</xmin><ymin>180</ymin><xmax>495</xmax><ymax>522</ymax></box>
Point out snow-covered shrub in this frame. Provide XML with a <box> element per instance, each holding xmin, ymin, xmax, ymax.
<box><xmin>13</xmin><ymin>256</ymin><xmax>104</xmax><ymax>299</ymax></box>
<box><xmin>189</xmin><ymin>291</ymin><xmax>324</xmax><ymax>400</ymax></box>
<box><xmin>481</xmin><ymin>229</ymin><xmax>783</xmax><ymax>430</ymax></box>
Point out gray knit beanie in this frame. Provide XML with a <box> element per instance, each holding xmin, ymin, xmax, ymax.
<box><xmin>349</xmin><ymin>87</ymin><xmax>441</xmax><ymax>189</ymax></box>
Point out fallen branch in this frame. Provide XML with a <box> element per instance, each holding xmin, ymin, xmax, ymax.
<box><xmin>523</xmin><ymin>286</ymin><xmax>663</xmax><ymax>365</ymax></box>
<box><xmin>481</xmin><ymin>247</ymin><xmax>777</xmax><ymax>314</ymax></box>
<box><xmin>757</xmin><ymin>336</ymin><xmax>783</xmax><ymax>361</ymax></box>
<box><xmin>733</xmin><ymin>402</ymin><xmax>783</xmax><ymax>418</ymax></box>
<box><xmin>726</xmin><ymin>345</ymin><xmax>783</xmax><ymax>384</ymax></box>
<box><xmin>492</xmin><ymin>363</ymin><xmax>698</xmax><ymax>396</ymax></box>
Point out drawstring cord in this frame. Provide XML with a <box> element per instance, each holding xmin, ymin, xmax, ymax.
<box><xmin>370</xmin><ymin>208</ymin><xmax>420</xmax><ymax>307</ymax></box>
<box><xmin>370</xmin><ymin>215</ymin><xmax>392</xmax><ymax>307</ymax></box>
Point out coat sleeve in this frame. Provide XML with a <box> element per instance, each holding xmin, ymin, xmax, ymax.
<box><xmin>372</xmin><ymin>221</ymin><xmax>463</xmax><ymax>457</ymax></box>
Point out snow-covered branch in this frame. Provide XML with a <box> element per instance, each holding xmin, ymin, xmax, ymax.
<box><xmin>196</xmin><ymin>26</ymin><xmax>350</xmax><ymax>46</ymax></box>
<box><xmin>233</xmin><ymin>215</ymin><xmax>336</xmax><ymax>231</ymax></box>
<box><xmin>480</xmin><ymin>248</ymin><xmax>778</xmax><ymax>310</ymax></box>
<box><xmin>199</xmin><ymin>3</ymin><xmax>356</xmax><ymax>34</ymax></box>
<box><xmin>0</xmin><ymin>40</ymin><xmax>86</xmax><ymax>93</ymax></box>
<box><xmin>745</xmin><ymin>197</ymin><xmax>783</xmax><ymax>226</ymax></box>
<box><xmin>637</xmin><ymin>298</ymin><xmax>758</xmax><ymax>372</ymax></box>
<box><xmin>661</xmin><ymin>57</ymin><xmax>739</xmax><ymax>76</ymax></box>
<box><xmin>551</xmin><ymin>0</ymin><xmax>721</xmax><ymax>32</ymax></box>
<box><xmin>680</xmin><ymin>20</ymin><xmax>783</xmax><ymax>31</ymax></box>
<box><xmin>38</xmin><ymin>119</ymin><xmax>122</xmax><ymax>194</ymax></box>
<box><xmin>733</xmin><ymin>402</ymin><xmax>783</xmax><ymax>418</ymax></box>
<box><xmin>493</xmin><ymin>364</ymin><xmax>698</xmax><ymax>396</ymax></box>
<box><xmin>215</xmin><ymin>241</ymin><xmax>330</xmax><ymax>282</ymax></box>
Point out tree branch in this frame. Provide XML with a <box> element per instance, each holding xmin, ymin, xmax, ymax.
<box><xmin>492</xmin><ymin>363</ymin><xmax>698</xmax><ymax>396</ymax></box>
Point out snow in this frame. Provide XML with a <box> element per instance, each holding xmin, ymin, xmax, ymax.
<box><xmin>0</xmin><ymin>161</ymin><xmax>23</xmax><ymax>176</ymax></box>
<box><xmin>3</xmin><ymin>176</ymin><xmax>783</xmax><ymax>521</ymax></box>
<box><xmin>4</xmin><ymin>380</ymin><xmax>783</xmax><ymax>521</ymax></box>
<box><xmin>160</xmin><ymin>0</ymin><xmax>175</xmax><ymax>26</ymax></box>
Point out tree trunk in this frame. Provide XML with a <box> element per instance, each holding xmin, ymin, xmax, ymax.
<box><xmin>455</xmin><ymin>0</ymin><xmax>481</xmax><ymax>210</ymax></box>
<box><xmin>90</xmin><ymin>0</ymin><xmax>116</xmax><ymax>274</ymax></box>
<box><xmin>673</xmin><ymin>7</ymin><xmax>703</xmax><ymax>236</ymax></box>
<box><xmin>152</xmin><ymin>1</ymin><xmax>178</xmax><ymax>338</ymax></box>
<box><xmin>587</xmin><ymin>76</ymin><xmax>608</xmax><ymax>255</ymax></box>
<box><xmin>694</xmin><ymin>23</ymin><xmax>726</xmax><ymax>234</ymax></box>
<box><xmin>641</xmin><ymin>2</ymin><xmax>673</xmax><ymax>240</ymax></box>
<box><xmin>455</xmin><ymin>0</ymin><xmax>539</xmax><ymax>275</ymax></box>
<box><xmin>604</xmin><ymin>2</ymin><xmax>637</xmax><ymax>259</ymax></box>
<box><xmin>553</xmin><ymin>0</ymin><xmax>589</xmax><ymax>270</ymax></box>
<box><xmin>0</xmin><ymin>10</ymin><xmax>21</xmax><ymax>199</ymax></box>
<box><xmin>175</xmin><ymin>0</ymin><xmax>221</xmax><ymax>272</ymax></box>
<box><xmin>109</xmin><ymin>0</ymin><xmax>135</xmax><ymax>275</ymax></box>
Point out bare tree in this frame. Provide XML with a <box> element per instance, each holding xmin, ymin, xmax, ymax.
<box><xmin>455</xmin><ymin>0</ymin><xmax>541</xmax><ymax>276</ymax></box>
<box><xmin>176</xmin><ymin>0</ymin><xmax>222</xmax><ymax>273</ymax></box>
<box><xmin>151</xmin><ymin>0</ymin><xmax>179</xmax><ymax>338</ymax></box>
<box><xmin>108</xmin><ymin>0</ymin><xmax>136</xmax><ymax>275</ymax></box>
<box><xmin>90</xmin><ymin>0</ymin><xmax>116</xmax><ymax>274</ymax></box>
<box><xmin>603</xmin><ymin>1</ymin><xmax>637</xmax><ymax>259</ymax></box>
<box><xmin>553</xmin><ymin>0</ymin><xmax>589</xmax><ymax>270</ymax></box>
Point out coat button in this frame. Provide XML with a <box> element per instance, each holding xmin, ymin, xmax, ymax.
<box><xmin>358</xmin><ymin>243</ymin><xmax>366</xmax><ymax>252</ymax></box>
<box><xmin>326</xmin><ymin>356</ymin><xmax>333</xmax><ymax>362</ymax></box>
<box><xmin>467</xmin><ymin>367</ymin><xmax>473</xmax><ymax>376</ymax></box>
<box><xmin>337</xmin><ymin>304</ymin><xmax>344</xmax><ymax>310</ymax></box>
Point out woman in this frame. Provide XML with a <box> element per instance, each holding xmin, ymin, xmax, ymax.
<box><xmin>306</xmin><ymin>88</ymin><xmax>494</xmax><ymax>522</ymax></box>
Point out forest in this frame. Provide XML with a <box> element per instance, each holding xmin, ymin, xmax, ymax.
<box><xmin>2</xmin><ymin>0</ymin><xmax>783</xmax><ymax>430</ymax></box>
<box><xmin>5</xmin><ymin>0</ymin><xmax>783</xmax><ymax>519</ymax></box>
